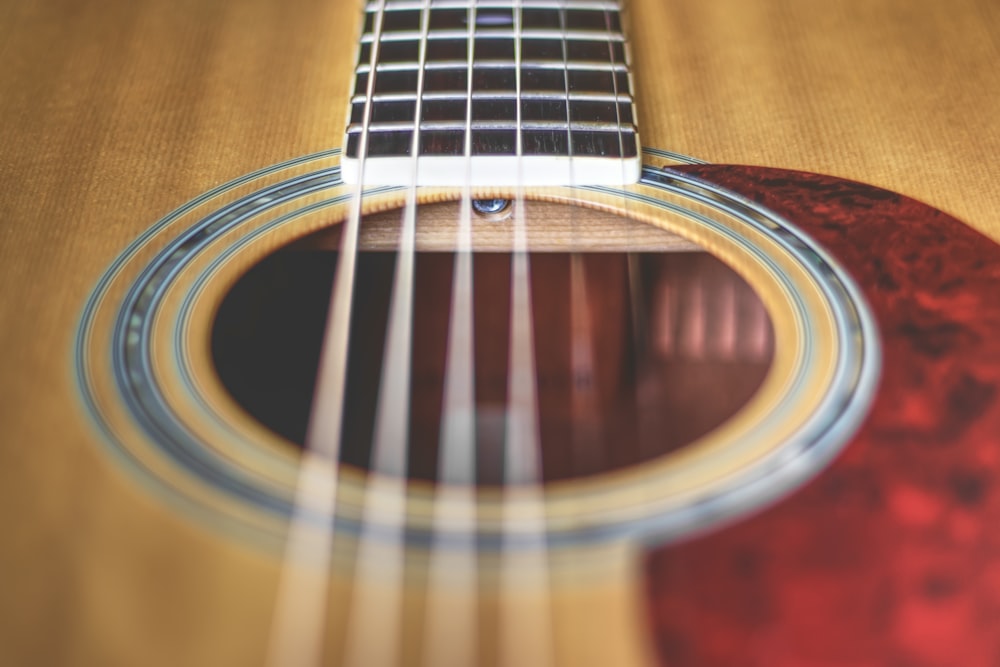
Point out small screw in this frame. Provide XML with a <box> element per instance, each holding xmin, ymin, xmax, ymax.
<box><xmin>472</xmin><ymin>198</ymin><xmax>512</xmax><ymax>221</ymax></box>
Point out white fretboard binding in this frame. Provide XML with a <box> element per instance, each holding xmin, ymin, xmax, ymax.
<box><xmin>341</xmin><ymin>0</ymin><xmax>640</xmax><ymax>186</ymax></box>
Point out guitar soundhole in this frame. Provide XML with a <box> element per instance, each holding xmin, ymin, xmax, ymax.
<box><xmin>211</xmin><ymin>203</ymin><xmax>774</xmax><ymax>485</ymax></box>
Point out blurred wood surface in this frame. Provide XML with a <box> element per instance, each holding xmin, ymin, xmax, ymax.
<box><xmin>0</xmin><ymin>0</ymin><xmax>998</xmax><ymax>664</ymax></box>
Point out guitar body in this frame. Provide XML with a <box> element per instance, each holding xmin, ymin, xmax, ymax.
<box><xmin>2</xmin><ymin>0</ymin><xmax>999</xmax><ymax>665</ymax></box>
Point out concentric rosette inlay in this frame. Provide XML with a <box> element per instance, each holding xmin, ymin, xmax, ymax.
<box><xmin>75</xmin><ymin>148</ymin><xmax>879</xmax><ymax>551</ymax></box>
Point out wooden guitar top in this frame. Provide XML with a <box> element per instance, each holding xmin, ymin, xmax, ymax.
<box><xmin>0</xmin><ymin>0</ymin><xmax>998</xmax><ymax>664</ymax></box>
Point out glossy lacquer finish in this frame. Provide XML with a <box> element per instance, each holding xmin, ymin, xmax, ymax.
<box><xmin>647</xmin><ymin>165</ymin><xmax>1000</xmax><ymax>667</ymax></box>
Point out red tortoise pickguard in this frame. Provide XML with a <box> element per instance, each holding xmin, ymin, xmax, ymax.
<box><xmin>645</xmin><ymin>165</ymin><xmax>1000</xmax><ymax>667</ymax></box>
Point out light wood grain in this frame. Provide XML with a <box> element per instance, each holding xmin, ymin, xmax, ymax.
<box><xmin>628</xmin><ymin>0</ymin><xmax>1000</xmax><ymax>236</ymax></box>
<box><xmin>0</xmin><ymin>0</ymin><xmax>997</xmax><ymax>664</ymax></box>
<box><xmin>294</xmin><ymin>201</ymin><xmax>700</xmax><ymax>252</ymax></box>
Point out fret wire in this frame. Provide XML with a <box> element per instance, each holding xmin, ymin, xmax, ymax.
<box><xmin>360</xmin><ymin>29</ymin><xmax>626</xmax><ymax>42</ymax></box>
<box><xmin>358</xmin><ymin>60</ymin><xmax>629</xmax><ymax>73</ymax></box>
<box><xmin>521</xmin><ymin>57</ymin><xmax>623</xmax><ymax>68</ymax></box>
<box><xmin>483</xmin><ymin>95</ymin><xmax>626</xmax><ymax>107</ymax></box>
<box><xmin>348</xmin><ymin>119</ymin><xmax>631</xmax><ymax>131</ymax></box>
<box><xmin>353</xmin><ymin>90</ymin><xmax>631</xmax><ymax>104</ymax></box>
<box><xmin>366</xmin><ymin>1</ymin><xmax>623</xmax><ymax>11</ymax></box>
<box><xmin>525</xmin><ymin>29</ymin><xmax>624</xmax><ymax>41</ymax></box>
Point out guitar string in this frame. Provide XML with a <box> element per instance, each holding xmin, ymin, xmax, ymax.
<box><xmin>606</xmin><ymin>0</ymin><xmax>636</xmax><ymax>394</ymax></box>
<box><xmin>264</xmin><ymin>2</ymin><xmax>389</xmax><ymax>666</ymax></box>
<box><xmin>559</xmin><ymin>6</ymin><xmax>641</xmax><ymax>649</ymax></box>
<box><xmin>604</xmin><ymin>0</ymin><xmax>656</xmax><ymax>461</ymax></box>
<box><xmin>554</xmin><ymin>0</ymin><xmax>605</xmax><ymax>478</ymax></box>
<box><xmin>497</xmin><ymin>1</ymin><xmax>555</xmax><ymax>665</ymax></box>
<box><xmin>500</xmin><ymin>196</ymin><xmax>555</xmax><ymax>667</ymax></box>
<box><xmin>562</xmin><ymin>0</ymin><xmax>595</xmax><ymax>478</ymax></box>
<box><xmin>421</xmin><ymin>2</ymin><xmax>481</xmax><ymax>665</ymax></box>
<box><xmin>550</xmin><ymin>4</ymin><xmax>612</xmax><ymax>650</ymax></box>
<box><xmin>339</xmin><ymin>0</ymin><xmax>432</xmax><ymax>664</ymax></box>
<box><xmin>498</xmin><ymin>0</ymin><xmax>573</xmax><ymax>667</ymax></box>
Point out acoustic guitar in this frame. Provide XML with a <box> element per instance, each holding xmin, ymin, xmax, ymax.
<box><xmin>2</xmin><ymin>0</ymin><xmax>999</xmax><ymax>665</ymax></box>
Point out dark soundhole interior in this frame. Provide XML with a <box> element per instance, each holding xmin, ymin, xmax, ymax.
<box><xmin>212</xmin><ymin>218</ymin><xmax>774</xmax><ymax>486</ymax></box>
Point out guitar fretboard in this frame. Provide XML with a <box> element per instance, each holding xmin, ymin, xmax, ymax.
<box><xmin>341</xmin><ymin>0</ymin><xmax>639</xmax><ymax>186</ymax></box>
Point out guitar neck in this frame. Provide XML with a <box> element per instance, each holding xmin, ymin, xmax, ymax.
<box><xmin>341</xmin><ymin>0</ymin><xmax>640</xmax><ymax>186</ymax></box>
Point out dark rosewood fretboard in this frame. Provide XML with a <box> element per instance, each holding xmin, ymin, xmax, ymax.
<box><xmin>341</xmin><ymin>0</ymin><xmax>640</xmax><ymax>186</ymax></box>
